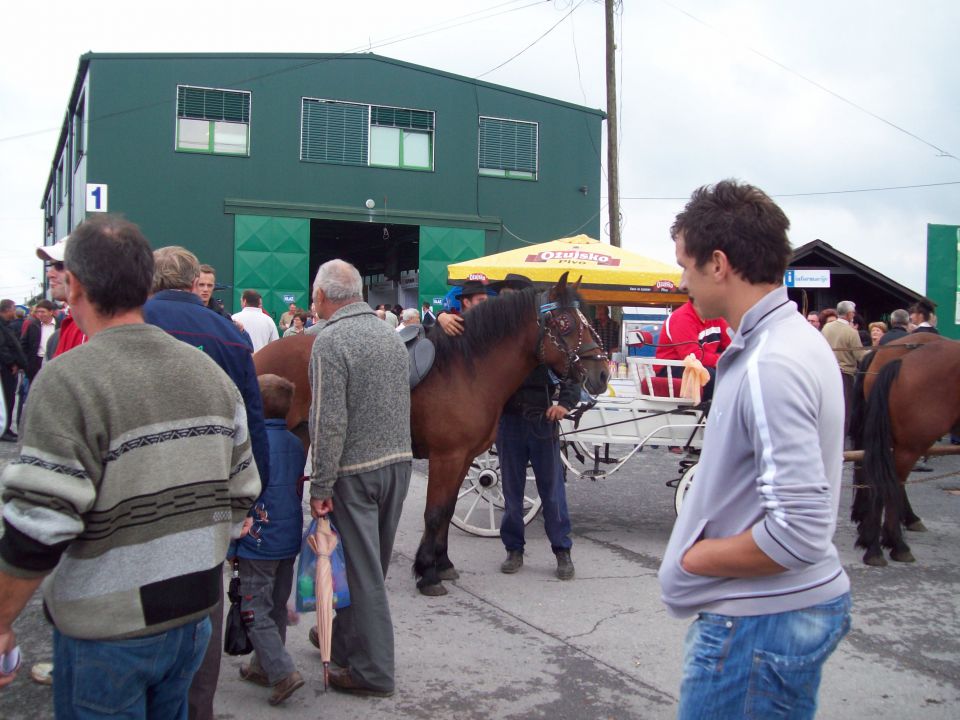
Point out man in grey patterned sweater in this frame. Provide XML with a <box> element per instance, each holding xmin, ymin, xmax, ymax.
<box><xmin>308</xmin><ymin>259</ymin><xmax>411</xmax><ymax>698</ymax></box>
<box><xmin>0</xmin><ymin>215</ymin><xmax>260</xmax><ymax>717</ymax></box>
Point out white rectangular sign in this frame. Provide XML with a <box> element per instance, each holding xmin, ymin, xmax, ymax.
<box><xmin>784</xmin><ymin>269</ymin><xmax>830</xmax><ymax>288</ymax></box>
<box><xmin>86</xmin><ymin>184</ymin><xmax>108</xmax><ymax>213</ymax></box>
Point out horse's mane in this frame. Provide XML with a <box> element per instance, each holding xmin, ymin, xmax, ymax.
<box><xmin>429</xmin><ymin>284</ymin><xmax>583</xmax><ymax>372</ymax></box>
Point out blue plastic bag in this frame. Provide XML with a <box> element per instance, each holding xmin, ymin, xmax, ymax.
<box><xmin>296</xmin><ymin>518</ymin><xmax>351</xmax><ymax>612</ymax></box>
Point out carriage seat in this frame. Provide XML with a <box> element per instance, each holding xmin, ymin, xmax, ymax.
<box><xmin>629</xmin><ymin>357</ymin><xmax>688</xmax><ymax>400</ymax></box>
<box><xmin>398</xmin><ymin>324</ymin><xmax>435</xmax><ymax>390</ymax></box>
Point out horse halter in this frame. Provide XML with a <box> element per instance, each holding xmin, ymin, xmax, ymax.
<box><xmin>536</xmin><ymin>296</ymin><xmax>608</xmax><ymax>382</ymax></box>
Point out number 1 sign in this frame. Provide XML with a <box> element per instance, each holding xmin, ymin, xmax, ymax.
<box><xmin>86</xmin><ymin>183</ymin><xmax>108</xmax><ymax>212</ymax></box>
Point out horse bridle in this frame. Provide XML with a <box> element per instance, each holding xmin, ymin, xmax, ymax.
<box><xmin>536</xmin><ymin>297</ymin><xmax>609</xmax><ymax>382</ymax></box>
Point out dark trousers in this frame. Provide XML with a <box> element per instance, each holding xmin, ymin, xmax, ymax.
<box><xmin>841</xmin><ymin>371</ymin><xmax>854</xmax><ymax>440</ymax></box>
<box><xmin>497</xmin><ymin>412</ymin><xmax>572</xmax><ymax>554</ymax></box>
<box><xmin>188</xmin><ymin>569</ymin><xmax>223</xmax><ymax>720</ymax></box>
<box><xmin>0</xmin><ymin>368</ymin><xmax>17</xmax><ymax>434</ymax></box>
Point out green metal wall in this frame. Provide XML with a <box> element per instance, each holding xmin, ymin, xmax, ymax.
<box><xmin>418</xmin><ymin>227</ymin><xmax>486</xmax><ymax>309</ymax></box>
<box><xmin>234</xmin><ymin>215</ymin><xmax>310</xmax><ymax>321</ymax></box>
<box><xmin>926</xmin><ymin>224</ymin><xmax>960</xmax><ymax>340</ymax></box>
<box><xmin>75</xmin><ymin>53</ymin><xmax>602</xmax><ymax>311</ymax></box>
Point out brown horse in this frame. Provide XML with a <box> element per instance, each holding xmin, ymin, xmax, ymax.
<box><xmin>850</xmin><ymin>333</ymin><xmax>959</xmax><ymax>565</ymax></box>
<box><xmin>253</xmin><ymin>273</ymin><xmax>610</xmax><ymax>595</ymax></box>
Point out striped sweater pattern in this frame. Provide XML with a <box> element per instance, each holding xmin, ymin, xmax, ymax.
<box><xmin>0</xmin><ymin>323</ymin><xmax>261</xmax><ymax>640</ymax></box>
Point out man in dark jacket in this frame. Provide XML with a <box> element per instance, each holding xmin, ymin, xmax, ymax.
<box><xmin>143</xmin><ymin>246</ymin><xmax>271</xmax><ymax>720</ymax></box>
<box><xmin>879</xmin><ymin>309</ymin><xmax>910</xmax><ymax>345</ymax></box>
<box><xmin>0</xmin><ymin>299</ymin><xmax>28</xmax><ymax>441</ymax></box>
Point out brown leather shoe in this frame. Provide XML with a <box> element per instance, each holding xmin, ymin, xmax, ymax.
<box><xmin>268</xmin><ymin>671</ymin><xmax>305</xmax><ymax>705</ymax></box>
<box><xmin>328</xmin><ymin>667</ymin><xmax>394</xmax><ymax>698</ymax></box>
<box><xmin>239</xmin><ymin>663</ymin><xmax>270</xmax><ymax>687</ymax></box>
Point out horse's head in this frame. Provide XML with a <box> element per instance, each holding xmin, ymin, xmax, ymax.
<box><xmin>537</xmin><ymin>272</ymin><xmax>609</xmax><ymax>395</ymax></box>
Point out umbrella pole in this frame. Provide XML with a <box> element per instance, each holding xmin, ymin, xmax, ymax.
<box><xmin>323</xmin><ymin>661</ymin><xmax>329</xmax><ymax>691</ymax></box>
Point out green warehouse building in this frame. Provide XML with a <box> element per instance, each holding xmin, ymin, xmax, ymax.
<box><xmin>41</xmin><ymin>52</ymin><xmax>604</xmax><ymax>318</ymax></box>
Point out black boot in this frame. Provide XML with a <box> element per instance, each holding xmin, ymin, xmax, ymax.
<box><xmin>555</xmin><ymin>550</ymin><xmax>575</xmax><ymax>580</ymax></box>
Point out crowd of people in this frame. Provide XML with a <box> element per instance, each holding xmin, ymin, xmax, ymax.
<box><xmin>0</xmin><ymin>180</ymin><xmax>941</xmax><ymax>717</ymax></box>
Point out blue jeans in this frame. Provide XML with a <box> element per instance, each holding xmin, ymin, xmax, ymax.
<box><xmin>678</xmin><ymin>593</ymin><xmax>851</xmax><ymax>719</ymax></box>
<box><xmin>497</xmin><ymin>412</ymin><xmax>572</xmax><ymax>553</ymax></box>
<box><xmin>53</xmin><ymin>617</ymin><xmax>211</xmax><ymax>719</ymax></box>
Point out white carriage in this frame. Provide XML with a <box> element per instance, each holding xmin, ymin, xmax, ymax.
<box><xmin>451</xmin><ymin>357</ymin><xmax>707</xmax><ymax>536</ymax></box>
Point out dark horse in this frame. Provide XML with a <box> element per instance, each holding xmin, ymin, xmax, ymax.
<box><xmin>253</xmin><ymin>273</ymin><xmax>609</xmax><ymax>595</ymax></box>
<box><xmin>849</xmin><ymin>333</ymin><xmax>960</xmax><ymax>566</ymax></box>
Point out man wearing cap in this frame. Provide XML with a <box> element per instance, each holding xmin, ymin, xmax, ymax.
<box><xmin>437</xmin><ymin>273</ymin><xmax>579</xmax><ymax>580</ymax></box>
<box><xmin>436</xmin><ymin>279</ymin><xmax>490</xmax><ymax>336</ymax></box>
<box><xmin>37</xmin><ymin>238</ymin><xmax>87</xmax><ymax>357</ymax></box>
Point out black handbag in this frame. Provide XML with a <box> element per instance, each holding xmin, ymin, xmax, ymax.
<box><xmin>223</xmin><ymin>559</ymin><xmax>254</xmax><ymax>656</ymax></box>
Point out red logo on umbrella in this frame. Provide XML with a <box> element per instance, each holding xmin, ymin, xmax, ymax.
<box><xmin>524</xmin><ymin>250</ymin><xmax>621</xmax><ymax>266</ymax></box>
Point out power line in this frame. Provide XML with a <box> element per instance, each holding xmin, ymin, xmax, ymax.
<box><xmin>657</xmin><ymin>0</ymin><xmax>959</xmax><ymax>162</ymax></box>
<box><xmin>0</xmin><ymin>1</ymin><xmax>552</xmax><ymax>146</ymax></box>
<box><xmin>477</xmin><ymin>0</ymin><xmax>586</xmax><ymax>78</ymax></box>
<box><xmin>619</xmin><ymin>180</ymin><xmax>960</xmax><ymax>201</ymax></box>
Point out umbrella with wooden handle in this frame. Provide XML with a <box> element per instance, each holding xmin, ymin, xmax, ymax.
<box><xmin>307</xmin><ymin>516</ymin><xmax>338</xmax><ymax>691</ymax></box>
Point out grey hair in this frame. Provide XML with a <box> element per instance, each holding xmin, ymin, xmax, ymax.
<box><xmin>312</xmin><ymin>259</ymin><xmax>363</xmax><ymax>303</ymax></box>
<box><xmin>153</xmin><ymin>246</ymin><xmax>200</xmax><ymax>292</ymax></box>
<box><xmin>889</xmin><ymin>309</ymin><xmax>909</xmax><ymax>328</ymax></box>
<box><xmin>401</xmin><ymin>308</ymin><xmax>420</xmax><ymax>324</ymax></box>
<box><xmin>836</xmin><ymin>300</ymin><xmax>856</xmax><ymax>316</ymax></box>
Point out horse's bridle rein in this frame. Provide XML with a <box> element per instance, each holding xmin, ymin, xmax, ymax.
<box><xmin>536</xmin><ymin>297</ymin><xmax>608</xmax><ymax>382</ymax></box>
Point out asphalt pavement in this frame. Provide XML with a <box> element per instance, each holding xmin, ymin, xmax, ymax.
<box><xmin>0</xmin><ymin>441</ymin><xmax>958</xmax><ymax>719</ymax></box>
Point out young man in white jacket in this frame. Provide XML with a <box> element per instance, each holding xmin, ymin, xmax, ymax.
<box><xmin>658</xmin><ymin>180</ymin><xmax>850</xmax><ymax>719</ymax></box>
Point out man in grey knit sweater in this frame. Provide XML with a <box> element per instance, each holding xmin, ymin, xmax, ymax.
<box><xmin>0</xmin><ymin>215</ymin><xmax>260</xmax><ymax>717</ymax></box>
<box><xmin>308</xmin><ymin>259</ymin><xmax>411</xmax><ymax>697</ymax></box>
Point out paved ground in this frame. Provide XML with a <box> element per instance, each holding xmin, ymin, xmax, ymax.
<box><xmin>1</xmin><ymin>441</ymin><xmax>958</xmax><ymax>719</ymax></box>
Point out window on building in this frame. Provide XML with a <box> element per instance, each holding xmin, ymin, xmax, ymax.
<box><xmin>301</xmin><ymin>100</ymin><xmax>434</xmax><ymax>171</ymax></box>
<box><xmin>176</xmin><ymin>85</ymin><xmax>251</xmax><ymax>156</ymax></box>
<box><xmin>56</xmin><ymin>159</ymin><xmax>65</xmax><ymax>208</ymax></box>
<box><xmin>74</xmin><ymin>94</ymin><xmax>85</xmax><ymax>168</ymax></box>
<box><xmin>478</xmin><ymin>117</ymin><xmax>538</xmax><ymax>180</ymax></box>
<box><xmin>369</xmin><ymin>106</ymin><xmax>434</xmax><ymax>170</ymax></box>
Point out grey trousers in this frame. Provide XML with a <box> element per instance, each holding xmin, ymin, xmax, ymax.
<box><xmin>330</xmin><ymin>461</ymin><xmax>411</xmax><ymax>692</ymax></box>
<box><xmin>238</xmin><ymin>557</ymin><xmax>297</xmax><ymax>684</ymax></box>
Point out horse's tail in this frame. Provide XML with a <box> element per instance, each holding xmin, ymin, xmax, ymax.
<box><xmin>848</xmin><ymin>349</ymin><xmax>876</xmax><ymax>451</ymax></box>
<box><xmin>861</xmin><ymin>358</ymin><xmax>904</xmax><ymax>515</ymax></box>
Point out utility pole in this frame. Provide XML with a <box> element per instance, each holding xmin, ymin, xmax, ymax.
<box><xmin>605</xmin><ymin>0</ymin><xmax>621</xmax><ymax>247</ymax></box>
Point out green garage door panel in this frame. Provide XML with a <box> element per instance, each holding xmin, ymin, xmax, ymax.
<box><xmin>234</xmin><ymin>215</ymin><xmax>311</xmax><ymax>321</ymax></box>
<box><xmin>926</xmin><ymin>224</ymin><xmax>960</xmax><ymax>339</ymax></box>
<box><xmin>419</xmin><ymin>226</ymin><xmax>486</xmax><ymax>308</ymax></box>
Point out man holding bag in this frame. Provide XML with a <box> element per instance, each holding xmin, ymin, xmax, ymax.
<box><xmin>308</xmin><ymin>259</ymin><xmax>412</xmax><ymax>698</ymax></box>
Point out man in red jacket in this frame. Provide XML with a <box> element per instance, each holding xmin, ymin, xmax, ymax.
<box><xmin>37</xmin><ymin>238</ymin><xmax>87</xmax><ymax>357</ymax></box>
<box><xmin>655</xmin><ymin>299</ymin><xmax>731</xmax><ymax>400</ymax></box>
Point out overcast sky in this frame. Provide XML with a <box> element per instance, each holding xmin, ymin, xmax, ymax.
<box><xmin>1</xmin><ymin>0</ymin><xmax>957</xmax><ymax>305</ymax></box>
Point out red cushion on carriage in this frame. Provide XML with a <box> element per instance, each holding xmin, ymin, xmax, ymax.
<box><xmin>643</xmin><ymin>376</ymin><xmax>684</xmax><ymax>398</ymax></box>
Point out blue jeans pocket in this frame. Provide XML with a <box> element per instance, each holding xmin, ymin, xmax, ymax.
<box><xmin>746</xmin><ymin>603</ymin><xmax>851</xmax><ymax>719</ymax></box>
<box><xmin>72</xmin><ymin>634</ymin><xmax>165</xmax><ymax>713</ymax></box>
<box><xmin>684</xmin><ymin>612</ymin><xmax>737</xmax><ymax>674</ymax></box>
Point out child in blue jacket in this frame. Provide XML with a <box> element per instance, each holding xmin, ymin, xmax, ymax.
<box><xmin>235</xmin><ymin>374</ymin><xmax>307</xmax><ymax>705</ymax></box>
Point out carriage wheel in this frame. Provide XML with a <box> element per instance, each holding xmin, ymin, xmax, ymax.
<box><xmin>451</xmin><ymin>450</ymin><xmax>541</xmax><ymax>537</ymax></box>
<box><xmin>560</xmin><ymin>440</ymin><xmax>644</xmax><ymax>480</ymax></box>
<box><xmin>674</xmin><ymin>462</ymin><xmax>697</xmax><ymax>515</ymax></box>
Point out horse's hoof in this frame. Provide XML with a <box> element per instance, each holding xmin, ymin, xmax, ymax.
<box><xmin>862</xmin><ymin>551</ymin><xmax>888</xmax><ymax>567</ymax></box>
<box><xmin>890</xmin><ymin>549</ymin><xmax>916</xmax><ymax>563</ymax></box>
<box><xmin>437</xmin><ymin>567</ymin><xmax>460</xmax><ymax>581</ymax></box>
<box><xmin>906</xmin><ymin>520</ymin><xmax>928</xmax><ymax>532</ymax></box>
<box><xmin>418</xmin><ymin>582</ymin><xmax>448</xmax><ymax>597</ymax></box>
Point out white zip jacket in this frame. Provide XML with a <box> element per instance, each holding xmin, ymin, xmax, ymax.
<box><xmin>659</xmin><ymin>286</ymin><xmax>850</xmax><ymax>618</ymax></box>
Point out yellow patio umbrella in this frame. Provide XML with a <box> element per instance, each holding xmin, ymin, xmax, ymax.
<box><xmin>446</xmin><ymin>235</ymin><xmax>686</xmax><ymax>306</ymax></box>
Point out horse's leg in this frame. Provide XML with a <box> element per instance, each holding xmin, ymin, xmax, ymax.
<box><xmin>414</xmin><ymin>455</ymin><xmax>465</xmax><ymax>596</ymax></box>
<box><xmin>885</xmin><ymin>450</ymin><xmax>917</xmax><ymax>563</ymax></box>
<box><xmin>852</xmin><ymin>464</ymin><xmax>886</xmax><ymax>566</ymax></box>
<box><xmin>901</xmin><ymin>485</ymin><xmax>927</xmax><ymax>531</ymax></box>
<box><xmin>434</xmin><ymin>457</ymin><xmax>475</xmax><ymax>582</ymax></box>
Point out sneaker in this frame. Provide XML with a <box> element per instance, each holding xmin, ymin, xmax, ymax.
<box><xmin>500</xmin><ymin>550</ymin><xmax>523</xmax><ymax>574</ymax></box>
<box><xmin>269</xmin><ymin>671</ymin><xmax>304</xmax><ymax>706</ymax></box>
<box><xmin>555</xmin><ymin>550</ymin><xmax>575</xmax><ymax>580</ymax></box>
